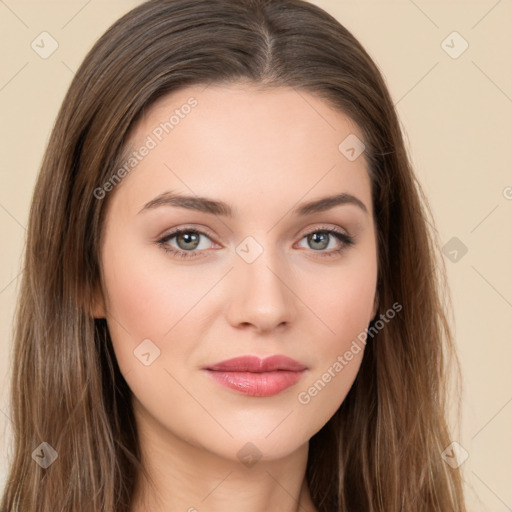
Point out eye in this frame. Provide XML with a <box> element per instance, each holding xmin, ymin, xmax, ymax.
<box><xmin>157</xmin><ymin>228</ymin><xmax>215</xmax><ymax>260</ymax></box>
<box><xmin>296</xmin><ymin>227</ymin><xmax>355</xmax><ymax>258</ymax></box>
<box><xmin>157</xmin><ymin>225</ymin><xmax>355</xmax><ymax>260</ymax></box>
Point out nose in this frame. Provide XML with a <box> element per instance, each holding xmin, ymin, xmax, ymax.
<box><xmin>225</xmin><ymin>247</ymin><xmax>297</xmax><ymax>333</ymax></box>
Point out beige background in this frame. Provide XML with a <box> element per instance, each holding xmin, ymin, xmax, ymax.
<box><xmin>1</xmin><ymin>1</ymin><xmax>511</xmax><ymax>510</ymax></box>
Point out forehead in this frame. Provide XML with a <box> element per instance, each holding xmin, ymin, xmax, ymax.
<box><xmin>113</xmin><ymin>82</ymin><xmax>372</xmax><ymax>219</ymax></box>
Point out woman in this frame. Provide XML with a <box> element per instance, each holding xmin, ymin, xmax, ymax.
<box><xmin>1</xmin><ymin>0</ymin><xmax>467</xmax><ymax>510</ymax></box>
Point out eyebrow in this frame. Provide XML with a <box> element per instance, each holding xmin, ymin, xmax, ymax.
<box><xmin>138</xmin><ymin>190</ymin><xmax>368</xmax><ymax>217</ymax></box>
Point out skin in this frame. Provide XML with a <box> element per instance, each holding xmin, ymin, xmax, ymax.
<box><xmin>93</xmin><ymin>82</ymin><xmax>379</xmax><ymax>512</ymax></box>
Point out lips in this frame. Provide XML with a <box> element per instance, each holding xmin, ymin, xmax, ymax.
<box><xmin>203</xmin><ymin>355</ymin><xmax>307</xmax><ymax>397</ymax></box>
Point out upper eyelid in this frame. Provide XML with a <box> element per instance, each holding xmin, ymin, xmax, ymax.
<box><xmin>159</xmin><ymin>226</ymin><xmax>217</xmax><ymax>243</ymax></box>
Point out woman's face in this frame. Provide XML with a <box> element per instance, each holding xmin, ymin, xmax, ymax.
<box><xmin>95</xmin><ymin>82</ymin><xmax>378</xmax><ymax>463</ymax></box>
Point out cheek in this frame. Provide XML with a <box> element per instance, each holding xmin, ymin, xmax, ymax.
<box><xmin>321</xmin><ymin>278</ymin><xmax>374</xmax><ymax>329</ymax></box>
<box><xmin>292</xmin><ymin>293</ymin><xmax>372</xmax><ymax>434</ymax></box>
<box><xmin>301</xmin><ymin>246</ymin><xmax>377</xmax><ymax>346</ymax></box>
<box><xmin>99</xmin><ymin>234</ymin><xmax>209</xmax><ymax>371</ymax></box>
<box><xmin>292</xmin><ymin>248</ymin><xmax>377</xmax><ymax>414</ymax></box>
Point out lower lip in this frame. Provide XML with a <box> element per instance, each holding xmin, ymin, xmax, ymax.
<box><xmin>204</xmin><ymin>370</ymin><xmax>305</xmax><ymax>397</ymax></box>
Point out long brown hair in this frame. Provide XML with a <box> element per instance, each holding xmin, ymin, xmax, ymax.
<box><xmin>1</xmin><ymin>0</ymin><xmax>467</xmax><ymax>510</ymax></box>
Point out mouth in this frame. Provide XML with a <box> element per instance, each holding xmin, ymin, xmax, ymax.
<box><xmin>202</xmin><ymin>355</ymin><xmax>308</xmax><ymax>397</ymax></box>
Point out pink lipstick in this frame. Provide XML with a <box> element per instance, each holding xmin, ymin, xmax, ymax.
<box><xmin>203</xmin><ymin>355</ymin><xmax>307</xmax><ymax>397</ymax></box>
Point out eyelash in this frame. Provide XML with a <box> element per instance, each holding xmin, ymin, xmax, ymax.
<box><xmin>157</xmin><ymin>225</ymin><xmax>355</xmax><ymax>260</ymax></box>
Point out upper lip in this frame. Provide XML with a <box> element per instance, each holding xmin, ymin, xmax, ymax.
<box><xmin>204</xmin><ymin>355</ymin><xmax>307</xmax><ymax>372</ymax></box>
